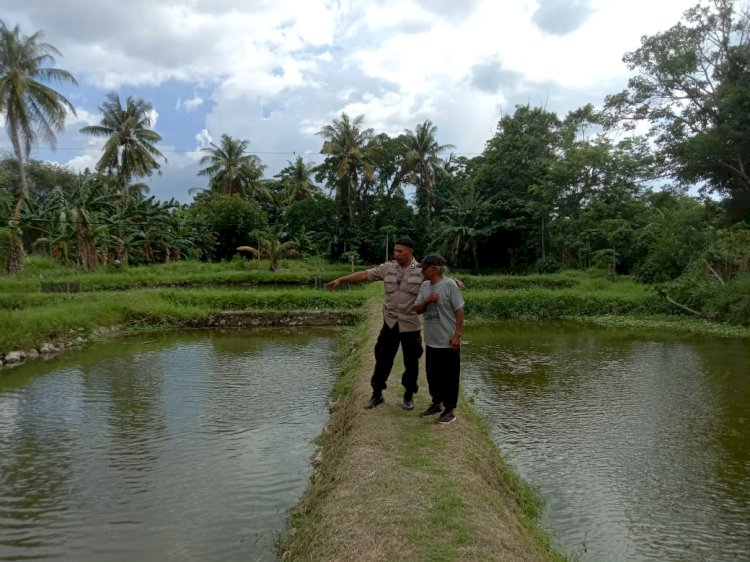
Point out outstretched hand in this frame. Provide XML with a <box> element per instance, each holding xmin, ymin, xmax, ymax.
<box><xmin>325</xmin><ymin>279</ymin><xmax>341</xmax><ymax>290</ymax></box>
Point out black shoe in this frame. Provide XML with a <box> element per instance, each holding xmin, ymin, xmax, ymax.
<box><xmin>420</xmin><ymin>403</ymin><xmax>443</xmax><ymax>417</ymax></box>
<box><xmin>364</xmin><ymin>394</ymin><xmax>384</xmax><ymax>409</ymax></box>
<box><xmin>436</xmin><ymin>409</ymin><xmax>456</xmax><ymax>424</ymax></box>
<box><xmin>402</xmin><ymin>392</ymin><xmax>414</xmax><ymax>410</ymax></box>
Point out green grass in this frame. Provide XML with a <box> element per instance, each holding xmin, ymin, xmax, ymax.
<box><xmin>406</xmin><ymin>481</ymin><xmax>474</xmax><ymax>562</ymax></box>
<box><xmin>2</xmin><ymin>261</ymin><xmax>745</xmax><ymax>358</ymax></box>
<box><xmin>0</xmin><ymin>256</ymin><xmax>354</xmax><ymax>293</ymax></box>
<box><xmin>0</xmin><ymin>287</ymin><xmax>366</xmax><ymax>355</ymax></box>
<box><xmin>465</xmin><ymin>285</ymin><xmax>672</xmax><ymax>319</ymax></box>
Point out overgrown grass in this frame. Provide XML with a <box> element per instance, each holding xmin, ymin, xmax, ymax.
<box><xmin>159</xmin><ymin>287</ymin><xmax>368</xmax><ymax>310</ymax></box>
<box><xmin>459</xmin><ymin>271</ymin><xmax>579</xmax><ymax>290</ymax></box>
<box><xmin>3</xmin><ymin>260</ymin><xmax>745</xmax><ymax>358</ymax></box>
<box><xmin>466</xmin><ymin>284</ymin><xmax>672</xmax><ymax>320</ymax></box>
<box><xmin>0</xmin><ymin>287</ymin><xmax>365</xmax><ymax>355</ymax></box>
<box><xmin>0</xmin><ymin>256</ymin><xmax>353</xmax><ymax>293</ymax></box>
<box><xmin>560</xmin><ymin>314</ymin><xmax>750</xmax><ymax>338</ymax></box>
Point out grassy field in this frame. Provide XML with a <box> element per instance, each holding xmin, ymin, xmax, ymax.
<box><xmin>3</xmin><ymin>259</ymin><xmax>748</xmax><ymax>358</ymax></box>
<box><xmin>0</xmin><ymin>258</ymin><xmax>366</xmax><ymax>355</ymax></box>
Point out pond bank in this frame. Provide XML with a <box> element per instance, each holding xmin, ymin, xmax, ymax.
<box><xmin>280</xmin><ymin>301</ymin><xmax>563</xmax><ymax>561</ymax></box>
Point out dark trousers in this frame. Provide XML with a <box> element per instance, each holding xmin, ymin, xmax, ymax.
<box><xmin>425</xmin><ymin>346</ymin><xmax>461</xmax><ymax>410</ymax></box>
<box><xmin>371</xmin><ymin>322</ymin><xmax>423</xmax><ymax>396</ymax></box>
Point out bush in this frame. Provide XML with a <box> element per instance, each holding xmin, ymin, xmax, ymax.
<box><xmin>705</xmin><ymin>275</ymin><xmax>750</xmax><ymax>326</ymax></box>
<box><xmin>0</xmin><ymin>227</ymin><xmax>9</xmax><ymax>273</ymax></box>
<box><xmin>534</xmin><ymin>256</ymin><xmax>561</xmax><ymax>274</ymax></box>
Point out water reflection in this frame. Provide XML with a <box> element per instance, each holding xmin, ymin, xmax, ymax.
<box><xmin>462</xmin><ymin>322</ymin><xmax>750</xmax><ymax>561</ymax></box>
<box><xmin>0</xmin><ymin>329</ymin><xmax>339</xmax><ymax>561</ymax></box>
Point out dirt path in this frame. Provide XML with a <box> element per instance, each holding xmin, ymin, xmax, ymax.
<box><xmin>282</xmin><ymin>301</ymin><xmax>562</xmax><ymax>561</ymax></box>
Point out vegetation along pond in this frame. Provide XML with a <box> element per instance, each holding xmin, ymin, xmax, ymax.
<box><xmin>0</xmin><ymin>329</ymin><xmax>339</xmax><ymax>561</ymax></box>
<box><xmin>462</xmin><ymin>321</ymin><xmax>749</xmax><ymax>561</ymax></box>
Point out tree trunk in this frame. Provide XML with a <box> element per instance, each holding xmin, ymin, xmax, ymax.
<box><xmin>6</xmin><ymin>198</ymin><xmax>26</xmax><ymax>275</ymax></box>
<box><xmin>7</xmin><ymin>230</ymin><xmax>24</xmax><ymax>275</ymax></box>
<box><xmin>7</xmin><ymin>118</ymin><xmax>29</xmax><ymax>275</ymax></box>
<box><xmin>541</xmin><ymin>217</ymin><xmax>546</xmax><ymax>260</ymax></box>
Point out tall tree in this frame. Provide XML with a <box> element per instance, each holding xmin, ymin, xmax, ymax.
<box><xmin>604</xmin><ymin>0</ymin><xmax>750</xmax><ymax>219</ymax></box>
<box><xmin>0</xmin><ymin>20</ymin><xmax>77</xmax><ymax>274</ymax></box>
<box><xmin>401</xmin><ymin>120</ymin><xmax>454</xmax><ymax>222</ymax></box>
<box><xmin>198</xmin><ymin>133</ymin><xmax>269</xmax><ymax>200</ymax></box>
<box><xmin>80</xmin><ymin>92</ymin><xmax>166</xmax><ymax>204</ymax></box>
<box><xmin>472</xmin><ymin>105</ymin><xmax>563</xmax><ymax>268</ymax></box>
<box><xmin>276</xmin><ymin>155</ymin><xmax>319</xmax><ymax>202</ymax></box>
<box><xmin>317</xmin><ymin>113</ymin><xmax>382</xmax><ymax>240</ymax></box>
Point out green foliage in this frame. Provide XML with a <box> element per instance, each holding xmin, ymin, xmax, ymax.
<box><xmin>0</xmin><ymin>226</ymin><xmax>9</xmax><ymax>272</ymax></box>
<box><xmin>704</xmin><ymin>274</ymin><xmax>750</xmax><ymax>326</ymax></box>
<box><xmin>79</xmin><ymin>92</ymin><xmax>165</xmax><ymax>196</ymax></box>
<box><xmin>198</xmin><ymin>134</ymin><xmax>269</xmax><ymax>200</ymax></box>
<box><xmin>459</xmin><ymin>272</ymin><xmax>578</xmax><ymax>290</ymax></box>
<box><xmin>189</xmin><ymin>194</ymin><xmax>267</xmax><ymax>261</ymax></box>
<box><xmin>534</xmin><ymin>256</ymin><xmax>561</xmax><ymax>274</ymax></box>
<box><xmin>0</xmin><ymin>258</ymin><xmax>352</xmax><ymax>295</ymax></box>
<box><xmin>466</xmin><ymin>286</ymin><xmax>672</xmax><ymax>320</ymax></box>
<box><xmin>633</xmin><ymin>191</ymin><xmax>716</xmax><ymax>282</ymax></box>
<box><xmin>659</xmin><ymin>223</ymin><xmax>750</xmax><ymax>324</ymax></box>
<box><xmin>604</xmin><ymin>0</ymin><xmax>750</xmax><ymax>218</ymax></box>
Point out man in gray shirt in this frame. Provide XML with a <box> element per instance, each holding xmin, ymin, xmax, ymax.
<box><xmin>414</xmin><ymin>254</ymin><xmax>465</xmax><ymax>424</ymax></box>
<box><xmin>325</xmin><ymin>236</ymin><xmax>424</xmax><ymax>410</ymax></box>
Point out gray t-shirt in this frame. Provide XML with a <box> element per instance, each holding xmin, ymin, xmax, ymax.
<box><xmin>415</xmin><ymin>278</ymin><xmax>465</xmax><ymax>348</ymax></box>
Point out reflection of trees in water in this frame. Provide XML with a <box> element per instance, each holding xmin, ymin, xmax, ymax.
<box><xmin>104</xmin><ymin>356</ymin><xmax>166</xmax><ymax>478</ymax></box>
<box><xmin>691</xmin><ymin>339</ymin><xmax>750</xmax><ymax>508</ymax></box>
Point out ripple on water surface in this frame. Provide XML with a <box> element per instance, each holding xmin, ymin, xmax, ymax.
<box><xmin>462</xmin><ymin>322</ymin><xmax>750</xmax><ymax>562</ymax></box>
<box><xmin>0</xmin><ymin>329</ymin><xmax>339</xmax><ymax>561</ymax></box>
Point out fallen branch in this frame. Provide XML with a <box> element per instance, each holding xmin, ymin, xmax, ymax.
<box><xmin>706</xmin><ymin>262</ymin><xmax>725</xmax><ymax>286</ymax></box>
<box><xmin>666</xmin><ymin>294</ymin><xmax>703</xmax><ymax>317</ymax></box>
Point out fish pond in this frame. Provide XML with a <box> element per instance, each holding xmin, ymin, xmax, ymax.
<box><xmin>0</xmin><ymin>328</ymin><xmax>339</xmax><ymax>561</ymax></box>
<box><xmin>462</xmin><ymin>321</ymin><xmax>749</xmax><ymax>561</ymax></box>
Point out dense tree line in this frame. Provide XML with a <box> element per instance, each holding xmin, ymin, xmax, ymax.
<box><xmin>1</xmin><ymin>1</ymin><xmax>748</xmax><ymax>323</ymax></box>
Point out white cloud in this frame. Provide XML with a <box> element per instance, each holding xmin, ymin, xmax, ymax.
<box><xmin>1</xmin><ymin>0</ymin><xmax>702</xmax><ymax>202</ymax></box>
<box><xmin>177</xmin><ymin>96</ymin><xmax>205</xmax><ymax>112</ymax></box>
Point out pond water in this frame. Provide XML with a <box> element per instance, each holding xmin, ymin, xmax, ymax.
<box><xmin>462</xmin><ymin>322</ymin><xmax>750</xmax><ymax>561</ymax></box>
<box><xmin>0</xmin><ymin>329</ymin><xmax>339</xmax><ymax>561</ymax></box>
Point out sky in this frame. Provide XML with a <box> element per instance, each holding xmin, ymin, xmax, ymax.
<box><xmin>1</xmin><ymin>0</ymin><xmax>700</xmax><ymax>204</ymax></box>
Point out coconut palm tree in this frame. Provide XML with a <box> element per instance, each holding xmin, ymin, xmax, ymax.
<box><xmin>401</xmin><ymin>120</ymin><xmax>454</xmax><ymax>219</ymax></box>
<box><xmin>80</xmin><ymin>92</ymin><xmax>166</xmax><ymax>204</ymax></box>
<box><xmin>278</xmin><ymin>156</ymin><xmax>319</xmax><ymax>202</ymax></box>
<box><xmin>198</xmin><ymin>133</ymin><xmax>270</xmax><ymax>201</ymax></box>
<box><xmin>433</xmin><ymin>184</ymin><xmax>495</xmax><ymax>268</ymax></box>
<box><xmin>237</xmin><ymin>235</ymin><xmax>298</xmax><ymax>272</ymax></box>
<box><xmin>317</xmin><ymin>113</ymin><xmax>382</xmax><ymax>227</ymax></box>
<box><xmin>0</xmin><ymin>20</ymin><xmax>77</xmax><ymax>274</ymax></box>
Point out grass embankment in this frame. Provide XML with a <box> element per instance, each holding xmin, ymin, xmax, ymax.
<box><xmin>0</xmin><ymin>257</ymin><xmax>365</xmax><ymax>359</ymax></box>
<box><xmin>0</xmin><ymin>256</ymin><xmax>352</xmax><ymax>293</ymax></box>
<box><xmin>461</xmin><ymin>270</ymin><xmax>750</xmax><ymax>337</ymax></box>
<box><xmin>281</xmin><ymin>301</ymin><xmax>564</xmax><ymax>562</ymax></box>
<box><xmin>0</xmin><ymin>287</ymin><xmax>366</xmax><ymax>356</ymax></box>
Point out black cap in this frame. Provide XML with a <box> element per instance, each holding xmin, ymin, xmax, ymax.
<box><xmin>394</xmin><ymin>235</ymin><xmax>415</xmax><ymax>249</ymax></box>
<box><xmin>419</xmin><ymin>254</ymin><xmax>446</xmax><ymax>268</ymax></box>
